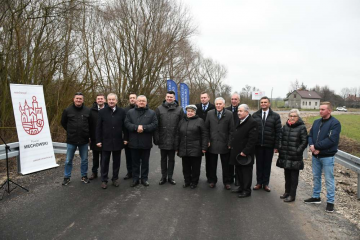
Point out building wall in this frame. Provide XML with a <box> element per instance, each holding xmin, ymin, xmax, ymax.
<box><xmin>286</xmin><ymin>92</ymin><xmax>320</xmax><ymax>109</ymax></box>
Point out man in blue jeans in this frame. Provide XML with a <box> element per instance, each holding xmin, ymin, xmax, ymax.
<box><xmin>305</xmin><ymin>102</ymin><xmax>341</xmax><ymax>213</ymax></box>
<box><xmin>61</xmin><ymin>92</ymin><xmax>91</xmax><ymax>185</ymax></box>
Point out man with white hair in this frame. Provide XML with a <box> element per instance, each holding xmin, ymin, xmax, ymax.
<box><xmin>205</xmin><ymin>97</ymin><xmax>235</xmax><ymax>190</ymax></box>
<box><xmin>96</xmin><ymin>93</ymin><xmax>127</xmax><ymax>189</ymax></box>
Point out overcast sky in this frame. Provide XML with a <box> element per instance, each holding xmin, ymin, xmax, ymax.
<box><xmin>181</xmin><ymin>0</ymin><xmax>360</xmax><ymax>98</ymax></box>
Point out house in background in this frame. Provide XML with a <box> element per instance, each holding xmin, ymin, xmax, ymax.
<box><xmin>284</xmin><ymin>90</ymin><xmax>321</xmax><ymax>109</ymax></box>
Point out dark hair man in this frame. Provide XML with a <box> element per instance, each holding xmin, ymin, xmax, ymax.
<box><xmin>61</xmin><ymin>92</ymin><xmax>91</xmax><ymax>185</ymax></box>
<box><xmin>89</xmin><ymin>94</ymin><xmax>107</xmax><ymax>180</ymax></box>
<box><xmin>154</xmin><ymin>90</ymin><xmax>184</xmax><ymax>185</ymax></box>
<box><xmin>304</xmin><ymin>102</ymin><xmax>341</xmax><ymax>213</ymax></box>
<box><xmin>125</xmin><ymin>95</ymin><xmax>158</xmax><ymax>187</ymax></box>
<box><xmin>252</xmin><ymin>96</ymin><xmax>282</xmax><ymax>192</ymax></box>
<box><xmin>96</xmin><ymin>93</ymin><xmax>127</xmax><ymax>189</ymax></box>
<box><xmin>205</xmin><ymin>97</ymin><xmax>235</xmax><ymax>190</ymax></box>
<box><xmin>123</xmin><ymin>93</ymin><xmax>137</xmax><ymax>180</ymax></box>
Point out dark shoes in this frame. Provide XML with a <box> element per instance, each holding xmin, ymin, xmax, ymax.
<box><xmin>81</xmin><ymin>176</ymin><xmax>90</xmax><ymax>184</ymax></box>
<box><xmin>190</xmin><ymin>183</ymin><xmax>197</xmax><ymax>189</ymax></box>
<box><xmin>159</xmin><ymin>178</ymin><xmax>167</xmax><ymax>185</ymax></box>
<box><xmin>224</xmin><ymin>184</ymin><xmax>231</xmax><ymax>190</ymax></box>
<box><xmin>284</xmin><ymin>196</ymin><xmax>295</xmax><ymax>202</ymax></box>
<box><xmin>231</xmin><ymin>188</ymin><xmax>243</xmax><ymax>193</ymax></box>
<box><xmin>263</xmin><ymin>185</ymin><xmax>271</xmax><ymax>192</ymax></box>
<box><xmin>130</xmin><ymin>181</ymin><xmax>140</xmax><ymax>187</ymax></box>
<box><xmin>209</xmin><ymin>183</ymin><xmax>216</xmax><ymax>188</ymax></box>
<box><xmin>280</xmin><ymin>193</ymin><xmax>289</xmax><ymax>199</ymax></box>
<box><xmin>304</xmin><ymin>197</ymin><xmax>321</xmax><ymax>204</ymax></box>
<box><xmin>168</xmin><ymin>178</ymin><xmax>176</xmax><ymax>185</ymax></box>
<box><xmin>253</xmin><ymin>184</ymin><xmax>262</xmax><ymax>190</ymax></box>
<box><xmin>141</xmin><ymin>180</ymin><xmax>150</xmax><ymax>187</ymax></box>
<box><xmin>89</xmin><ymin>173</ymin><xmax>98</xmax><ymax>180</ymax></box>
<box><xmin>62</xmin><ymin>178</ymin><xmax>70</xmax><ymax>186</ymax></box>
<box><xmin>123</xmin><ymin>173</ymin><xmax>132</xmax><ymax>180</ymax></box>
<box><xmin>101</xmin><ymin>182</ymin><xmax>107</xmax><ymax>189</ymax></box>
<box><xmin>112</xmin><ymin>180</ymin><xmax>119</xmax><ymax>187</ymax></box>
<box><xmin>238</xmin><ymin>192</ymin><xmax>251</xmax><ymax>198</ymax></box>
<box><xmin>326</xmin><ymin>203</ymin><xmax>334</xmax><ymax>213</ymax></box>
<box><xmin>183</xmin><ymin>183</ymin><xmax>191</xmax><ymax>188</ymax></box>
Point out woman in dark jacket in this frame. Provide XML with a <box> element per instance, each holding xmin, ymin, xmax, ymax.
<box><xmin>229</xmin><ymin>104</ymin><xmax>258</xmax><ymax>198</ymax></box>
<box><xmin>176</xmin><ymin>105</ymin><xmax>209</xmax><ymax>189</ymax></box>
<box><xmin>277</xmin><ymin>109</ymin><xmax>308</xmax><ymax>202</ymax></box>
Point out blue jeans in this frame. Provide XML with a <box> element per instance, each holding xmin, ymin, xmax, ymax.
<box><xmin>312</xmin><ymin>156</ymin><xmax>335</xmax><ymax>204</ymax></box>
<box><xmin>64</xmin><ymin>143</ymin><xmax>89</xmax><ymax>178</ymax></box>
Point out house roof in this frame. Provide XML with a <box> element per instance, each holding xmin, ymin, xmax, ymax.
<box><xmin>295</xmin><ymin>90</ymin><xmax>321</xmax><ymax>99</ymax></box>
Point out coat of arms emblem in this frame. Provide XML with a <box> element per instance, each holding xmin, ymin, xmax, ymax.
<box><xmin>19</xmin><ymin>96</ymin><xmax>44</xmax><ymax>135</ymax></box>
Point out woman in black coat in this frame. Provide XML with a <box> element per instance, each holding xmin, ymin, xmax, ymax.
<box><xmin>229</xmin><ymin>104</ymin><xmax>258</xmax><ymax>198</ymax></box>
<box><xmin>276</xmin><ymin>109</ymin><xmax>308</xmax><ymax>202</ymax></box>
<box><xmin>175</xmin><ymin>105</ymin><xmax>209</xmax><ymax>189</ymax></box>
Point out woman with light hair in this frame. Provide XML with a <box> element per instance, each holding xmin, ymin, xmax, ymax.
<box><xmin>276</xmin><ymin>109</ymin><xmax>308</xmax><ymax>202</ymax></box>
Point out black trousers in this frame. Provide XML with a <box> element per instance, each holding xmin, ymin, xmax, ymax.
<box><xmin>124</xmin><ymin>146</ymin><xmax>132</xmax><ymax>175</ymax></box>
<box><xmin>255</xmin><ymin>146</ymin><xmax>274</xmax><ymax>185</ymax></box>
<box><xmin>101</xmin><ymin>150</ymin><xmax>121</xmax><ymax>182</ymax></box>
<box><xmin>160</xmin><ymin>149</ymin><xmax>175</xmax><ymax>179</ymax></box>
<box><xmin>235</xmin><ymin>164</ymin><xmax>253</xmax><ymax>194</ymax></box>
<box><xmin>284</xmin><ymin>169</ymin><xmax>300</xmax><ymax>198</ymax></box>
<box><xmin>182</xmin><ymin>156</ymin><xmax>202</xmax><ymax>185</ymax></box>
<box><xmin>91</xmin><ymin>149</ymin><xmax>101</xmax><ymax>173</ymax></box>
<box><xmin>207</xmin><ymin>152</ymin><xmax>231</xmax><ymax>184</ymax></box>
<box><xmin>205</xmin><ymin>152</ymin><xmax>211</xmax><ymax>181</ymax></box>
<box><xmin>131</xmin><ymin>149</ymin><xmax>151</xmax><ymax>181</ymax></box>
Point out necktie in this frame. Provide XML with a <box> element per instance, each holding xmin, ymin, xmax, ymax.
<box><xmin>262</xmin><ymin>112</ymin><xmax>266</xmax><ymax>124</ymax></box>
<box><xmin>203</xmin><ymin>105</ymin><xmax>206</xmax><ymax>111</ymax></box>
<box><xmin>232</xmin><ymin>106</ymin><xmax>235</xmax><ymax>112</ymax></box>
<box><xmin>218</xmin><ymin>112</ymin><xmax>221</xmax><ymax>119</ymax></box>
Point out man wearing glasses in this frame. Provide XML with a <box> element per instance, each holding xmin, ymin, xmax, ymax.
<box><xmin>61</xmin><ymin>92</ymin><xmax>91</xmax><ymax>185</ymax></box>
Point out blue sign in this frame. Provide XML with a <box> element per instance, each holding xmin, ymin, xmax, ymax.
<box><xmin>166</xmin><ymin>79</ymin><xmax>178</xmax><ymax>101</ymax></box>
<box><xmin>180</xmin><ymin>83</ymin><xmax>190</xmax><ymax>113</ymax></box>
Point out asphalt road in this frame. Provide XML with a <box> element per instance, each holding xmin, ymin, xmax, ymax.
<box><xmin>0</xmin><ymin>146</ymin><xmax>358</xmax><ymax>240</ymax></box>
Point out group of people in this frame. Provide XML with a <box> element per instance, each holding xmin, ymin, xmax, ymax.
<box><xmin>61</xmin><ymin>91</ymin><xmax>341</xmax><ymax>213</ymax></box>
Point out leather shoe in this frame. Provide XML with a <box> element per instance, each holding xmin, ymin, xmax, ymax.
<box><xmin>238</xmin><ymin>192</ymin><xmax>251</xmax><ymax>198</ymax></box>
<box><xmin>123</xmin><ymin>173</ymin><xmax>132</xmax><ymax>180</ymax></box>
<box><xmin>231</xmin><ymin>188</ymin><xmax>243</xmax><ymax>193</ymax></box>
<box><xmin>183</xmin><ymin>183</ymin><xmax>190</xmax><ymax>188</ymax></box>
<box><xmin>224</xmin><ymin>184</ymin><xmax>231</xmax><ymax>190</ymax></box>
<box><xmin>190</xmin><ymin>184</ymin><xmax>197</xmax><ymax>189</ymax></box>
<box><xmin>280</xmin><ymin>193</ymin><xmax>289</xmax><ymax>199</ymax></box>
<box><xmin>130</xmin><ymin>181</ymin><xmax>139</xmax><ymax>187</ymax></box>
<box><xmin>141</xmin><ymin>180</ymin><xmax>150</xmax><ymax>187</ymax></box>
<box><xmin>89</xmin><ymin>173</ymin><xmax>98</xmax><ymax>180</ymax></box>
<box><xmin>101</xmin><ymin>181</ymin><xmax>107</xmax><ymax>189</ymax></box>
<box><xmin>253</xmin><ymin>184</ymin><xmax>262</xmax><ymax>190</ymax></box>
<box><xmin>159</xmin><ymin>178</ymin><xmax>167</xmax><ymax>185</ymax></box>
<box><xmin>168</xmin><ymin>178</ymin><xmax>176</xmax><ymax>185</ymax></box>
<box><xmin>284</xmin><ymin>196</ymin><xmax>295</xmax><ymax>202</ymax></box>
<box><xmin>112</xmin><ymin>180</ymin><xmax>119</xmax><ymax>187</ymax></box>
<box><xmin>263</xmin><ymin>185</ymin><xmax>271</xmax><ymax>192</ymax></box>
<box><xmin>209</xmin><ymin>183</ymin><xmax>216</xmax><ymax>188</ymax></box>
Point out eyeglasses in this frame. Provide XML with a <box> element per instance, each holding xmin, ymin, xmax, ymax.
<box><xmin>289</xmin><ymin>115</ymin><xmax>298</xmax><ymax>118</ymax></box>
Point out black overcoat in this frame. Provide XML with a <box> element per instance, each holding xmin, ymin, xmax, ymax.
<box><xmin>89</xmin><ymin>102</ymin><xmax>108</xmax><ymax>151</ymax></box>
<box><xmin>195</xmin><ymin>102</ymin><xmax>215</xmax><ymax>122</ymax></box>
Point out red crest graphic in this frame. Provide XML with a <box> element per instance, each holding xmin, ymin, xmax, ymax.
<box><xmin>19</xmin><ymin>96</ymin><xmax>44</xmax><ymax>135</ymax></box>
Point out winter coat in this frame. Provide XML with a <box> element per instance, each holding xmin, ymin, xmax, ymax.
<box><xmin>276</xmin><ymin>118</ymin><xmax>308</xmax><ymax>170</ymax></box>
<box><xmin>125</xmin><ymin>105</ymin><xmax>158</xmax><ymax>149</ymax></box>
<box><xmin>175</xmin><ymin>116</ymin><xmax>209</xmax><ymax>157</ymax></box>
<box><xmin>205</xmin><ymin>109</ymin><xmax>235</xmax><ymax>154</ymax></box>
<box><xmin>154</xmin><ymin>100</ymin><xmax>184</xmax><ymax>150</ymax></box>
<box><xmin>61</xmin><ymin>103</ymin><xmax>90</xmax><ymax>145</ymax></box>
<box><xmin>252</xmin><ymin>108</ymin><xmax>282</xmax><ymax>149</ymax></box>
<box><xmin>89</xmin><ymin>102</ymin><xmax>108</xmax><ymax>150</ymax></box>
<box><xmin>308</xmin><ymin>116</ymin><xmax>341</xmax><ymax>157</ymax></box>
<box><xmin>226</xmin><ymin>105</ymin><xmax>240</xmax><ymax>126</ymax></box>
<box><xmin>124</xmin><ymin>104</ymin><xmax>135</xmax><ymax>114</ymax></box>
<box><xmin>195</xmin><ymin>102</ymin><xmax>215</xmax><ymax>122</ymax></box>
<box><xmin>229</xmin><ymin>115</ymin><xmax>258</xmax><ymax>165</ymax></box>
<box><xmin>96</xmin><ymin>106</ymin><xmax>127</xmax><ymax>152</ymax></box>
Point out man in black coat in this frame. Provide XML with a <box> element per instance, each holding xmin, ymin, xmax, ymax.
<box><xmin>125</xmin><ymin>95</ymin><xmax>158</xmax><ymax>187</ymax></box>
<box><xmin>195</xmin><ymin>91</ymin><xmax>215</xmax><ymax>181</ymax></box>
<box><xmin>252</xmin><ymin>96</ymin><xmax>282</xmax><ymax>192</ymax></box>
<box><xmin>89</xmin><ymin>94</ymin><xmax>107</xmax><ymax>180</ymax></box>
<box><xmin>123</xmin><ymin>93</ymin><xmax>137</xmax><ymax>180</ymax></box>
<box><xmin>61</xmin><ymin>92</ymin><xmax>90</xmax><ymax>186</ymax></box>
<box><xmin>154</xmin><ymin>91</ymin><xmax>184</xmax><ymax>185</ymax></box>
<box><xmin>226</xmin><ymin>93</ymin><xmax>241</xmax><ymax>186</ymax></box>
<box><xmin>229</xmin><ymin>104</ymin><xmax>258</xmax><ymax>198</ymax></box>
<box><xmin>205</xmin><ymin>97</ymin><xmax>235</xmax><ymax>190</ymax></box>
<box><xmin>96</xmin><ymin>93</ymin><xmax>127</xmax><ymax>189</ymax></box>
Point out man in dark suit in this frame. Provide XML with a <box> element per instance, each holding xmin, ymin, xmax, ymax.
<box><xmin>205</xmin><ymin>97</ymin><xmax>235</xmax><ymax>190</ymax></box>
<box><xmin>226</xmin><ymin>93</ymin><xmax>241</xmax><ymax>186</ymax></box>
<box><xmin>252</xmin><ymin>96</ymin><xmax>282</xmax><ymax>192</ymax></box>
<box><xmin>96</xmin><ymin>93</ymin><xmax>127</xmax><ymax>189</ymax></box>
<box><xmin>123</xmin><ymin>93</ymin><xmax>137</xmax><ymax>180</ymax></box>
<box><xmin>195</xmin><ymin>92</ymin><xmax>215</xmax><ymax>181</ymax></box>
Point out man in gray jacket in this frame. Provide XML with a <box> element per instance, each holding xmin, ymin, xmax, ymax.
<box><xmin>154</xmin><ymin>91</ymin><xmax>184</xmax><ymax>185</ymax></box>
<box><xmin>205</xmin><ymin>97</ymin><xmax>235</xmax><ymax>190</ymax></box>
